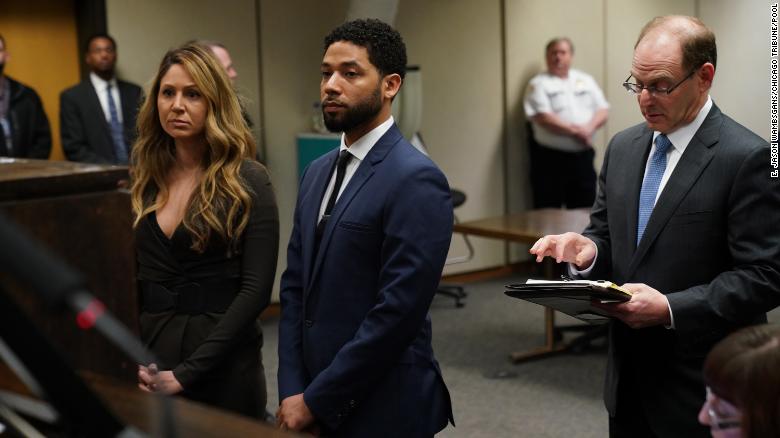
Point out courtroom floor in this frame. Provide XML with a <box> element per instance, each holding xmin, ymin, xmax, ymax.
<box><xmin>260</xmin><ymin>274</ymin><xmax>780</xmax><ymax>438</ymax></box>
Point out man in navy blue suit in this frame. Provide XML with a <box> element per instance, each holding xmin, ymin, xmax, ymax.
<box><xmin>276</xmin><ymin>19</ymin><xmax>454</xmax><ymax>437</ymax></box>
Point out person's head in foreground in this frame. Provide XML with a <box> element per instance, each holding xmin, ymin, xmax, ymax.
<box><xmin>700</xmin><ymin>324</ymin><xmax>780</xmax><ymax>438</ymax></box>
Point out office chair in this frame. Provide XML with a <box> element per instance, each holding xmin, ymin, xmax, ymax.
<box><xmin>436</xmin><ymin>188</ymin><xmax>474</xmax><ymax>307</ymax></box>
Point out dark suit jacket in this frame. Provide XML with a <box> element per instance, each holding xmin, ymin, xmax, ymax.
<box><xmin>136</xmin><ymin>161</ymin><xmax>278</xmax><ymax>419</ymax></box>
<box><xmin>2</xmin><ymin>76</ymin><xmax>51</xmax><ymax>158</ymax></box>
<box><xmin>278</xmin><ymin>124</ymin><xmax>454</xmax><ymax>437</ymax></box>
<box><xmin>583</xmin><ymin>103</ymin><xmax>780</xmax><ymax>437</ymax></box>
<box><xmin>60</xmin><ymin>78</ymin><xmax>142</xmax><ymax>163</ymax></box>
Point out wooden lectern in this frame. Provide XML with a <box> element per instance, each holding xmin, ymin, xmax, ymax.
<box><xmin>0</xmin><ymin>158</ymin><xmax>137</xmax><ymax>382</ymax></box>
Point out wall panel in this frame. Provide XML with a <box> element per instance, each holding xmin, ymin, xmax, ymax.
<box><xmin>700</xmin><ymin>0</ymin><xmax>769</xmax><ymax>139</ymax></box>
<box><xmin>397</xmin><ymin>0</ymin><xmax>506</xmax><ymax>273</ymax></box>
<box><xmin>107</xmin><ymin>0</ymin><xmax>263</xmax><ymax>152</ymax></box>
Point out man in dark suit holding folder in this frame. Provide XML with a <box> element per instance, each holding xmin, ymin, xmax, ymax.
<box><xmin>531</xmin><ymin>15</ymin><xmax>780</xmax><ymax>437</ymax></box>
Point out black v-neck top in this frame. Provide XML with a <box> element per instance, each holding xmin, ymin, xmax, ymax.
<box><xmin>134</xmin><ymin>159</ymin><xmax>279</xmax><ymax>388</ymax></box>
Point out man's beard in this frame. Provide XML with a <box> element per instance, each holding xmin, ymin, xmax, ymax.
<box><xmin>322</xmin><ymin>86</ymin><xmax>382</xmax><ymax>133</ymax></box>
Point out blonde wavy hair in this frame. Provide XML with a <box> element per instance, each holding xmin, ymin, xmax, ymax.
<box><xmin>130</xmin><ymin>43</ymin><xmax>257</xmax><ymax>253</ymax></box>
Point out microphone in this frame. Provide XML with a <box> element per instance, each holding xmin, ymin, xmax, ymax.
<box><xmin>0</xmin><ymin>213</ymin><xmax>152</xmax><ymax>365</ymax></box>
<box><xmin>0</xmin><ymin>213</ymin><xmax>177</xmax><ymax>436</ymax></box>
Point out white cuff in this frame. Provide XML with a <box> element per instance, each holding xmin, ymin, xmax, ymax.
<box><xmin>569</xmin><ymin>248</ymin><xmax>598</xmax><ymax>278</ymax></box>
<box><xmin>664</xmin><ymin>296</ymin><xmax>675</xmax><ymax>329</ymax></box>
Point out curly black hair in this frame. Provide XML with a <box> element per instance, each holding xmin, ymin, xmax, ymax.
<box><xmin>324</xmin><ymin>18</ymin><xmax>407</xmax><ymax>79</ymax></box>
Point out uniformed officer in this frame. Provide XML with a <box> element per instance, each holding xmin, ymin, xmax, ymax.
<box><xmin>524</xmin><ymin>37</ymin><xmax>609</xmax><ymax>208</ymax></box>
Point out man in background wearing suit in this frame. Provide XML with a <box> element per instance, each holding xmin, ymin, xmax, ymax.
<box><xmin>0</xmin><ymin>34</ymin><xmax>51</xmax><ymax>159</ymax></box>
<box><xmin>276</xmin><ymin>19</ymin><xmax>454</xmax><ymax>437</ymax></box>
<box><xmin>530</xmin><ymin>15</ymin><xmax>780</xmax><ymax>437</ymax></box>
<box><xmin>60</xmin><ymin>34</ymin><xmax>142</xmax><ymax>164</ymax></box>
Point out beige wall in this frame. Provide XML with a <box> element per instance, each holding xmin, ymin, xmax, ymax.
<box><xmin>504</xmin><ymin>0</ymin><xmax>607</xmax><ymax>216</ymax></box>
<box><xmin>604</xmin><ymin>0</ymin><xmax>696</xmax><ymax>145</ymax></box>
<box><xmin>701</xmin><ymin>0</ymin><xmax>770</xmax><ymax>140</ymax></box>
<box><xmin>258</xmin><ymin>0</ymin><xmax>349</xmax><ymax>298</ymax></box>
<box><xmin>397</xmin><ymin>0</ymin><xmax>506</xmax><ymax>274</ymax></box>
<box><xmin>107</xmin><ymin>0</ymin><xmax>263</xmax><ymax>151</ymax></box>
<box><xmin>108</xmin><ymin>1</ymin><xmax>769</xmax><ymax>295</ymax></box>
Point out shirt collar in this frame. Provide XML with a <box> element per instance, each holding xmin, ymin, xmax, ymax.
<box><xmin>90</xmin><ymin>72</ymin><xmax>118</xmax><ymax>91</ymax></box>
<box><xmin>339</xmin><ymin>115</ymin><xmax>395</xmax><ymax>161</ymax></box>
<box><xmin>653</xmin><ymin>95</ymin><xmax>713</xmax><ymax>153</ymax></box>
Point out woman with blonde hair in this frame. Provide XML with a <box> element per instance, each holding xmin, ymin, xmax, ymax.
<box><xmin>131</xmin><ymin>43</ymin><xmax>278</xmax><ymax>418</ymax></box>
<box><xmin>699</xmin><ymin>324</ymin><xmax>780</xmax><ymax>437</ymax></box>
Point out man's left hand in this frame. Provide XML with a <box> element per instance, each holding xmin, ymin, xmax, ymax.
<box><xmin>592</xmin><ymin>283</ymin><xmax>671</xmax><ymax>329</ymax></box>
<box><xmin>277</xmin><ymin>393</ymin><xmax>315</xmax><ymax>432</ymax></box>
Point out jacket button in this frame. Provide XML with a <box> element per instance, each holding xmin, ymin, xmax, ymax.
<box><xmin>305</xmin><ymin>319</ymin><xmax>313</xmax><ymax>327</ymax></box>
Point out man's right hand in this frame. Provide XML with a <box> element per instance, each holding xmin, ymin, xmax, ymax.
<box><xmin>529</xmin><ymin>232</ymin><xmax>596</xmax><ymax>270</ymax></box>
<box><xmin>277</xmin><ymin>393</ymin><xmax>315</xmax><ymax>433</ymax></box>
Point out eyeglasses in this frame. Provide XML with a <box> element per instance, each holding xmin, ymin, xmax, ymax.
<box><xmin>623</xmin><ymin>69</ymin><xmax>696</xmax><ymax>96</ymax></box>
<box><xmin>704</xmin><ymin>387</ymin><xmax>742</xmax><ymax>431</ymax></box>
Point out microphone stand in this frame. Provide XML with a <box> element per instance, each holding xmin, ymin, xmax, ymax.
<box><xmin>0</xmin><ymin>213</ymin><xmax>176</xmax><ymax>437</ymax></box>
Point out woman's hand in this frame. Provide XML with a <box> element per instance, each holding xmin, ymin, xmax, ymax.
<box><xmin>138</xmin><ymin>364</ymin><xmax>183</xmax><ymax>395</ymax></box>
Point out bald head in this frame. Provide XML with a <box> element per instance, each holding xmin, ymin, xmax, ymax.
<box><xmin>636</xmin><ymin>15</ymin><xmax>716</xmax><ymax>72</ymax></box>
<box><xmin>193</xmin><ymin>40</ymin><xmax>238</xmax><ymax>83</ymax></box>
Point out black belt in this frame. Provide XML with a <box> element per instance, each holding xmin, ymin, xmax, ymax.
<box><xmin>140</xmin><ymin>279</ymin><xmax>240</xmax><ymax>315</ymax></box>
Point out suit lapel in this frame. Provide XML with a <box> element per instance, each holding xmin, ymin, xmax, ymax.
<box><xmin>119</xmin><ymin>82</ymin><xmax>132</xmax><ymax>143</ymax></box>
<box><xmin>84</xmin><ymin>81</ymin><xmax>113</xmax><ymax>144</ymax></box>
<box><xmin>627</xmin><ymin>106</ymin><xmax>721</xmax><ymax>277</ymax></box>
<box><xmin>305</xmin><ymin>124</ymin><xmax>402</xmax><ymax>294</ymax></box>
<box><xmin>118</xmin><ymin>82</ymin><xmax>134</xmax><ymax>118</ymax></box>
<box><xmin>118</xmin><ymin>81</ymin><xmax>139</xmax><ymax>135</ymax></box>
<box><xmin>300</xmin><ymin>151</ymin><xmax>339</xmax><ymax>295</ymax></box>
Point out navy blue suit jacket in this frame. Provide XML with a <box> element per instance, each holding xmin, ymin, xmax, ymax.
<box><xmin>278</xmin><ymin>124</ymin><xmax>454</xmax><ymax>437</ymax></box>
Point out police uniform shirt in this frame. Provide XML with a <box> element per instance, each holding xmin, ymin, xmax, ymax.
<box><xmin>524</xmin><ymin>68</ymin><xmax>609</xmax><ymax>152</ymax></box>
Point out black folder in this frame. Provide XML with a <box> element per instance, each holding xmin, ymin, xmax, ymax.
<box><xmin>505</xmin><ymin>280</ymin><xmax>632</xmax><ymax>324</ymax></box>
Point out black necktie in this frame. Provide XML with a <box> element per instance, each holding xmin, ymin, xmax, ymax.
<box><xmin>315</xmin><ymin>149</ymin><xmax>352</xmax><ymax>244</ymax></box>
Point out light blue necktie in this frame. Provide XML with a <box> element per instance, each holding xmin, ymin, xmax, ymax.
<box><xmin>637</xmin><ymin>134</ymin><xmax>672</xmax><ymax>245</ymax></box>
<box><xmin>106</xmin><ymin>84</ymin><xmax>128</xmax><ymax>164</ymax></box>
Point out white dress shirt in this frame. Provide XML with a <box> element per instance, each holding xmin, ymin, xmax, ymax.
<box><xmin>318</xmin><ymin>116</ymin><xmax>395</xmax><ymax>222</ymax></box>
<box><xmin>89</xmin><ymin>72</ymin><xmax>123</xmax><ymax>123</ymax></box>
